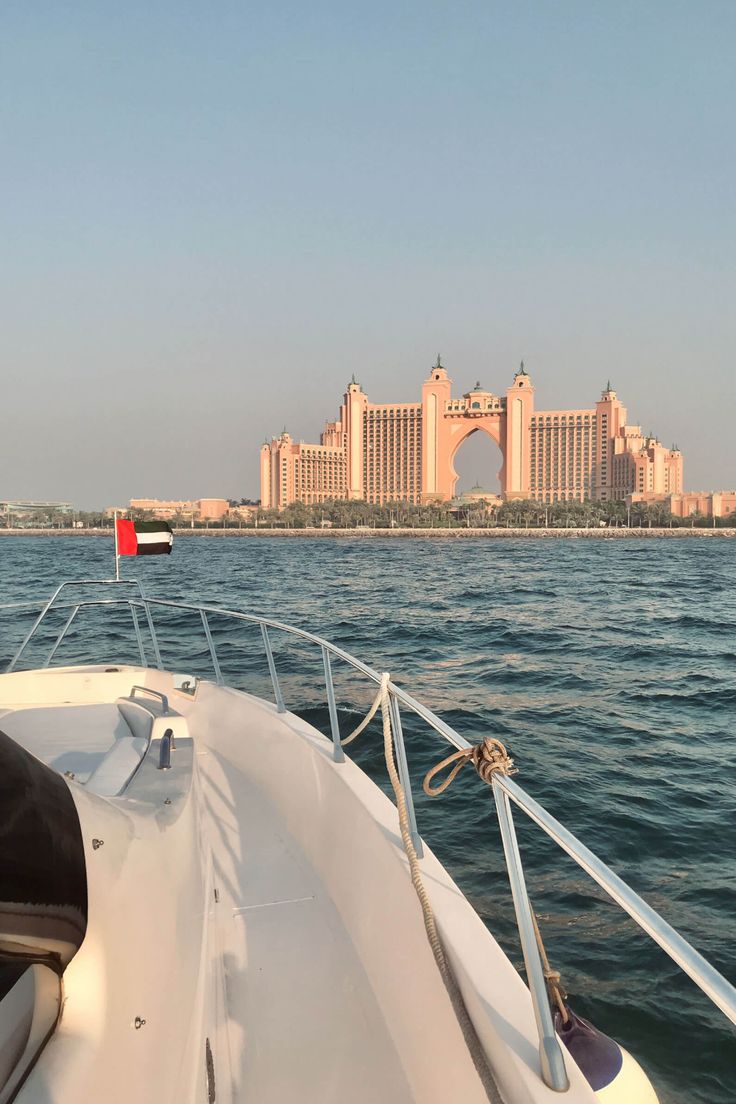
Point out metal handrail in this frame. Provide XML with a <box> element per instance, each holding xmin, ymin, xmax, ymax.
<box><xmin>0</xmin><ymin>599</ymin><xmax>57</xmax><ymax>611</ymax></box>
<box><xmin>494</xmin><ymin>772</ymin><xmax>736</xmax><ymax>1025</ymax></box>
<box><xmin>5</xmin><ymin>579</ymin><xmax>162</xmax><ymax>672</ymax></box>
<box><xmin>2</xmin><ymin>580</ymin><xmax>735</xmax><ymax>1091</ymax></box>
<box><xmin>129</xmin><ymin>685</ymin><xmax>170</xmax><ymax>714</ymax></box>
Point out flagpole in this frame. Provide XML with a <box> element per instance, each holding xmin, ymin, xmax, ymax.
<box><xmin>114</xmin><ymin>510</ymin><xmax>120</xmax><ymax>582</ymax></box>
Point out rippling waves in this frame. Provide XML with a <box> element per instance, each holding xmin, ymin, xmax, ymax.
<box><xmin>1</xmin><ymin>535</ymin><xmax>734</xmax><ymax>1104</ymax></box>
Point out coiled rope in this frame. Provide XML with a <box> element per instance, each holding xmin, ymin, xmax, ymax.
<box><xmin>422</xmin><ymin>737</ymin><xmax>517</xmax><ymax>796</ymax></box>
<box><xmin>343</xmin><ymin>676</ymin><xmax>503</xmax><ymax>1103</ymax></box>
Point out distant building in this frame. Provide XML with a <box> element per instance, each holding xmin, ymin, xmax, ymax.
<box><xmin>1</xmin><ymin>500</ymin><xmax>74</xmax><ymax>520</ymax></box>
<box><xmin>629</xmin><ymin>491</ymin><xmax>736</xmax><ymax>519</ymax></box>
<box><xmin>196</xmin><ymin>498</ymin><xmax>230</xmax><ymax>521</ymax></box>
<box><xmin>451</xmin><ymin>484</ymin><xmax>502</xmax><ymax>511</ymax></box>
<box><xmin>123</xmin><ymin>499</ymin><xmax>193</xmax><ymax>519</ymax></box>
<box><xmin>260</xmin><ymin>360</ymin><xmax>683</xmax><ymax>508</ymax></box>
<box><xmin>228</xmin><ymin>504</ymin><xmax>258</xmax><ymax>522</ymax></box>
<box><xmin>127</xmin><ymin>498</ymin><xmax>230</xmax><ymax>521</ymax></box>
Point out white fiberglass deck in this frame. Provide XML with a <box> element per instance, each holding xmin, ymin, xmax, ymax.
<box><xmin>204</xmin><ymin>754</ymin><xmax>414</xmax><ymax>1102</ymax></box>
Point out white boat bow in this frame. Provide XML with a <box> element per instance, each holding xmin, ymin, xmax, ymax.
<box><xmin>0</xmin><ymin>579</ymin><xmax>732</xmax><ymax>1104</ymax></box>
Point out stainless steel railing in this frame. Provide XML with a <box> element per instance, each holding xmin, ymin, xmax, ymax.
<box><xmin>129</xmin><ymin>685</ymin><xmax>170</xmax><ymax>714</ymax></box>
<box><xmin>2</xmin><ymin>578</ymin><xmax>735</xmax><ymax>1093</ymax></box>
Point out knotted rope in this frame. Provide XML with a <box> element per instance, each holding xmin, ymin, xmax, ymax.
<box><xmin>422</xmin><ymin>736</ymin><xmax>517</xmax><ymax>797</ymax></box>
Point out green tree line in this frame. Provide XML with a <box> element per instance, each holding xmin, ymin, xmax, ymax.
<box><xmin>2</xmin><ymin>500</ymin><xmax>734</xmax><ymax>530</ymax></box>
<box><xmin>239</xmin><ymin>498</ymin><xmax>735</xmax><ymax>529</ymax></box>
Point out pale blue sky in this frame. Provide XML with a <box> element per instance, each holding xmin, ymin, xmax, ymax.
<box><xmin>1</xmin><ymin>1</ymin><xmax>734</xmax><ymax>506</ymax></box>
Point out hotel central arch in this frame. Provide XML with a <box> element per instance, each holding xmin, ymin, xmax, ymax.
<box><xmin>448</xmin><ymin>423</ymin><xmax>504</xmax><ymax>501</ymax></box>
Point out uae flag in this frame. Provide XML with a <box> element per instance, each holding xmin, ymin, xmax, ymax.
<box><xmin>116</xmin><ymin>519</ymin><xmax>173</xmax><ymax>556</ymax></box>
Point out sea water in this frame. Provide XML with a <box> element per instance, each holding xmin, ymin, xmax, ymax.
<box><xmin>1</xmin><ymin>535</ymin><xmax>734</xmax><ymax>1104</ymax></box>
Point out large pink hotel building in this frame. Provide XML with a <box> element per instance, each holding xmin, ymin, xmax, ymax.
<box><xmin>260</xmin><ymin>360</ymin><xmax>683</xmax><ymax>509</ymax></box>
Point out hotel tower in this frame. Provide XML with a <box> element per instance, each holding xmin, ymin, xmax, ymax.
<box><xmin>260</xmin><ymin>360</ymin><xmax>683</xmax><ymax>509</ymax></box>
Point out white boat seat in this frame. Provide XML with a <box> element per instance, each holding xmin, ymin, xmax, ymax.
<box><xmin>116</xmin><ymin>699</ymin><xmax>157</xmax><ymax>743</ymax></box>
<box><xmin>0</xmin><ymin>963</ymin><xmax>61</xmax><ymax>1104</ymax></box>
<box><xmin>83</xmin><ymin>696</ymin><xmax>190</xmax><ymax>798</ymax></box>
<box><xmin>79</xmin><ymin>700</ymin><xmax>155</xmax><ymax>797</ymax></box>
<box><xmin>85</xmin><ymin>733</ymin><xmax>150</xmax><ymax>797</ymax></box>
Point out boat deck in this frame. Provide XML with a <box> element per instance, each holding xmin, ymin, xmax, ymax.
<box><xmin>203</xmin><ymin>748</ymin><xmax>414</xmax><ymax>1103</ymax></box>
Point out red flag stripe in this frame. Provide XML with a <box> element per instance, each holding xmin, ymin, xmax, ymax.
<box><xmin>116</xmin><ymin>519</ymin><xmax>138</xmax><ymax>556</ymax></box>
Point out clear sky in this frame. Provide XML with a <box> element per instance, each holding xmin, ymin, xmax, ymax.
<box><xmin>2</xmin><ymin>1</ymin><xmax>734</xmax><ymax>507</ymax></box>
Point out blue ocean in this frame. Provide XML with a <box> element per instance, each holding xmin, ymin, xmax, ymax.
<box><xmin>1</xmin><ymin>535</ymin><xmax>734</xmax><ymax>1104</ymax></box>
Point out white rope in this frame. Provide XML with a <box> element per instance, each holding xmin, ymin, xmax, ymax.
<box><xmin>348</xmin><ymin>673</ymin><xmax>504</xmax><ymax>1103</ymax></box>
<box><xmin>377</xmin><ymin>674</ymin><xmax>450</xmax><ymax>975</ymax></box>
<box><xmin>341</xmin><ymin>686</ymin><xmax>382</xmax><ymax>746</ymax></box>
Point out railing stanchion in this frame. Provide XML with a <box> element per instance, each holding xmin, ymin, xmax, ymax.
<box><xmin>388</xmin><ymin>694</ymin><xmax>423</xmax><ymax>857</ymax></box>
<box><xmin>260</xmin><ymin>624</ymin><xmax>286</xmax><ymax>713</ymax></box>
<box><xmin>6</xmin><ymin>582</ymin><xmax>67</xmax><ymax>671</ymax></box>
<box><xmin>130</xmin><ymin>602</ymin><xmax>148</xmax><ymax>667</ymax></box>
<box><xmin>492</xmin><ymin>778</ymin><xmax>569</xmax><ymax>1092</ymax></box>
<box><xmin>321</xmin><ymin>646</ymin><xmax>344</xmax><ymax>763</ymax></box>
<box><xmin>5</xmin><ymin>579</ymin><xmax>156</xmax><ymax>673</ymax></box>
<box><xmin>43</xmin><ymin>605</ymin><xmax>80</xmax><ymax>668</ymax></box>
<box><xmin>200</xmin><ymin>610</ymin><xmax>224</xmax><ymax>685</ymax></box>
<box><xmin>140</xmin><ymin>599</ymin><xmax>162</xmax><ymax>669</ymax></box>
<box><xmin>495</xmin><ymin>772</ymin><xmax>736</xmax><ymax>1026</ymax></box>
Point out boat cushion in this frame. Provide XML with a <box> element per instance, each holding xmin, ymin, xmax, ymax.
<box><xmin>116</xmin><ymin>700</ymin><xmax>157</xmax><ymax>744</ymax></box>
<box><xmin>80</xmin><ymin>700</ymin><xmax>155</xmax><ymax>797</ymax></box>
<box><xmin>85</xmin><ymin>734</ymin><xmax>150</xmax><ymax>797</ymax></box>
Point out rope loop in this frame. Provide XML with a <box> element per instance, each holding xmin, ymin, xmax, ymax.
<box><xmin>423</xmin><ymin>736</ymin><xmax>517</xmax><ymax>797</ymax></box>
